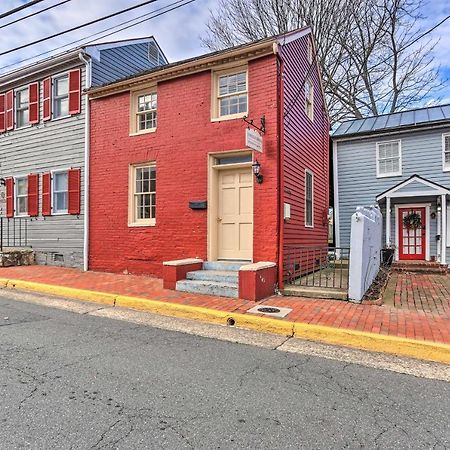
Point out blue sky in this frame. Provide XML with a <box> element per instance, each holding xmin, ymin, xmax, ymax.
<box><xmin>0</xmin><ymin>0</ymin><xmax>449</xmax><ymax>102</ymax></box>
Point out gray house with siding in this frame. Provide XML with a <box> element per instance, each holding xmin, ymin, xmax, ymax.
<box><xmin>0</xmin><ymin>37</ymin><xmax>167</xmax><ymax>269</ymax></box>
<box><xmin>333</xmin><ymin>105</ymin><xmax>450</xmax><ymax>266</ymax></box>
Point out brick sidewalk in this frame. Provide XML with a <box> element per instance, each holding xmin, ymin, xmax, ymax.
<box><xmin>0</xmin><ymin>266</ymin><xmax>449</xmax><ymax>345</ymax></box>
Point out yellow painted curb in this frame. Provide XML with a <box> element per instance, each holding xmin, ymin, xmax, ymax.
<box><xmin>293</xmin><ymin>323</ymin><xmax>450</xmax><ymax>365</ymax></box>
<box><xmin>1</xmin><ymin>277</ymin><xmax>449</xmax><ymax>364</ymax></box>
<box><xmin>3</xmin><ymin>279</ymin><xmax>116</xmax><ymax>306</ymax></box>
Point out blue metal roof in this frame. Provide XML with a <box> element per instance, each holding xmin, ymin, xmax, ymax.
<box><xmin>332</xmin><ymin>104</ymin><xmax>450</xmax><ymax>138</ymax></box>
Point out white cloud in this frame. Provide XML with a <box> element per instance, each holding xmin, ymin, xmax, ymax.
<box><xmin>0</xmin><ymin>0</ymin><xmax>218</xmax><ymax>71</ymax></box>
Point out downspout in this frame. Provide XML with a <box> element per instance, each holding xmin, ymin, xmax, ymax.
<box><xmin>274</xmin><ymin>42</ymin><xmax>285</xmax><ymax>291</ymax></box>
<box><xmin>79</xmin><ymin>51</ymin><xmax>91</xmax><ymax>272</ymax></box>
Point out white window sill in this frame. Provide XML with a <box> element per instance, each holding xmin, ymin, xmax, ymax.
<box><xmin>14</xmin><ymin>214</ymin><xmax>29</xmax><ymax>218</ymax></box>
<box><xmin>51</xmin><ymin>114</ymin><xmax>72</xmax><ymax>122</ymax></box>
<box><xmin>305</xmin><ymin>224</ymin><xmax>314</xmax><ymax>228</ymax></box>
<box><xmin>128</xmin><ymin>220</ymin><xmax>156</xmax><ymax>228</ymax></box>
<box><xmin>52</xmin><ymin>211</ymin><xmax>69</xmax><ymax>216</ymax></box>
<box><xmin>211</xmin><ymin>113</ymin><xmax>247</xmax><ymax>123</ymax></box>
<box><xmin>129</xmin><ymin>128</ymin><xmax>157</xmax><ymax>137</ymax></box>
<box><xmin>443</xmin><ymin>167</ymin><xmax>450</xmax><ymax>172</ymax></box>
<box><xmin>376</xmin><ymin>173</ymin><xmax>402</xmax><ymax>179</ymax></box>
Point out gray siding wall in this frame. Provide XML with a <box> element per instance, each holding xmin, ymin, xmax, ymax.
<box><xmin>91</xmin><ymin>42</ymin><xmax>163</xmax><ymax>87</ymax></box>
<box><xmin>335</xmin><ymin>126</ymin><xmax>450</xmax><ymax>263</ymax></box>
<box><xmin>0</xmin><ymin>63</ymin><xmax>86</xmax><ymax>268</ymax></box>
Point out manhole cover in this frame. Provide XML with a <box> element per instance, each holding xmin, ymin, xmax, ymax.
<box><xmin>257</xmin><ymin>307</ymin><xmax>281</xmax><ymax>314</ymax></box>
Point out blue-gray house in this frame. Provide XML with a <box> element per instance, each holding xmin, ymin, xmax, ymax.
<box><xmin>332</xmin><ymin>105</ymin><xmax>450</xmax><ymax>266</ymax></box>
<box><xmin>0</xmin><ymin>37</ymin><xmax>167</xmax><ymax>269</ymax></box>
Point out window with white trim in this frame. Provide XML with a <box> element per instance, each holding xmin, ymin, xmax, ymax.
<box><xmin>15</xmin><ymin>176</ymin><xmax>28</xmax><ymax>216</ymax></box>
<box><xmin>53</xmin><ymin>171</ymin><xmax>68</xmax><ymax>214</ymax></box>
<box><xmin>214</xmin><ymin>68</ymin><xmax>248</xmax><ymax>119</ymax></box>
<box><xmin>137</xmin><ymin>92</ymin><xmax>157</xmax><ymax>131</ymax></box>
<box><xmin>307</xmin><ymin>38</ymin><xmax>313</xmax><ymax>64</ymax></box>
<box><xmin>129</xmin><ymin>163</ymin><xmax>156</xmax><ymax>226</ymax></box>
<box><xmin>305</xmin><ymin>170</ymin><xmax>314</xmax><ymax>227</ymax></box>
<box><xmin>443</xmin><ymin>134</ymin><xmax>450</xmax><ymax>171</ymax></box>
<box><xmin>53</xmin><ymin>74</ymin><xmax>69</xmax><ymax>118</ymax></box>
<box><xmin>376</xmin><ymin>140</ymin><xmax>402</xmax><ymax>177</ymax></box>
<box><xmin>15</xmin><ymin>87</ymin><xmax>29</xmax><ymax>128</ymax></box>
<box><xmin>305</xmin><ymin>79</ymin><xmax>314</xmax><ymax>121</ymax></box>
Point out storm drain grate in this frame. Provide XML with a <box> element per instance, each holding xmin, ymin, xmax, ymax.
<box><xmin>257</xmin><ymin>307</ymin><xmax>281</xmax><ymax>314</ymax></box>
<box><xmin>247</xmin><ymin>305</ymin><xmax>292</xmax><ymax>318</ymax></box>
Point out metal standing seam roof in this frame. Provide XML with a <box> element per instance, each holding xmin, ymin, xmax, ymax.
<box><xmin>332</xmin><ymin>104</ymin><xmax>450</xmax><ymax>138</ymax></box>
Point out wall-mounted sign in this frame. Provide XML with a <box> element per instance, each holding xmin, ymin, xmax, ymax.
<box><xmin>246</xmin><ymin>128</ymin><xmax>263</xmax><ymax>153</ymax></box>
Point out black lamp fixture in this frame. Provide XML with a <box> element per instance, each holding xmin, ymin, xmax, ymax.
<box><xmin>0</xmin><ymin>178</ymin><xmax>5</xmax><ymax>187</ymax></box>
<box><xmin>252</xmin><ymin>160</ymin><xmax>263</xmax><ymax>184</ymax></box>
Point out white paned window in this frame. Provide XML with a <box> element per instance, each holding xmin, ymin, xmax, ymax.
<box><xmin>305</xmin><ymin>80</ymin><xmax>314</xmax><ymax>121</ymax></box>
<box><xmin>305</xmin><ymin>170</ymin><xmax>314</xmax><ymax>227</ymax></box>
<box><xmin>137</xmin><ymin>92</ymin><xmax>157</xmax><ymax>131</ymax></box>
<box><xmin>307</xmin><ymin>38</ymin><xmax>313</xmax><ymax>64</ymax></box>
<box><xmin>129</xmin><ymin>163</ymin><xmax>156</xmax><ymax>226</ymax></box>
<box><xmin>15</xmin><ymin>177</ymin><xmax>28</xmax><ymax>216</ymax></box>
<box><xmin>53</xmin><ymin>171</ymin><xmax>68</xmax><ymax>214</ymax></box>
<box><xmin>15</xmin><ymin>87</ymin><xmax>29</xmax><ymax>128</ymax></box>
<box><xmin>376</xmin><ymin>140</ymin><xmax>402</xmax><ymax>177</ymax></box>
<box><xmin>443</xmin><ymin>134</ymin><xmax>450</xmax><ymax>171</ymax></box>
<box><xmin>217</xmin><ymin>70</ymin><xmax>248</xmax><ymax>118</ymax></box>
<box><xmin>53</xmin><ymin>75</ymin><xmax>69</xmax><ymax>119</ymax></box>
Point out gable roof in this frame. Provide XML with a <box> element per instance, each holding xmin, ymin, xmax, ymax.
<box><xmin>87</xmin><ymin>26</ymin><xmax>312</xmax><ymax>99</ymax></box>
<box><xmin>376</xmin><ymin>174</ymin><xmax>450</xmax><ymax>201</ymax></box>
<box><xmin>0</xmin><ymin>36</ymin><xmax>165</xmax><ymax>91</ymax></box>
<box><xmin>333</xmin><ymin>104</ymin><xmax>450</xmax><ymax>139</ymax></box>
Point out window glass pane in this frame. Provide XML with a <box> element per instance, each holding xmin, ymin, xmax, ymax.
<box><xmin>17</xmin><ymin>109</ymin><xmax>29</xmax><ymax>128</ymax></box>
<box><xmin>54</xmin><ymin>172</ymin><xmax>68</xmax><ymax>191</ymax></box>
<box><xmin>133</xmin><ymin>165</ymin><xmax>156</xmax><ymax>221</ymax></box>
<box><xmin>55</xmin><ymin>77</ymin><xmax>68</xmax><ymax>96</ymax></box>
<box><xmin>55</xmin><ymin>192</ymin><xmax>68</xmax><ymax>212</ymax></box>
<box><xmin>54</xmin><ymin>97</ymin><xmax>69</xmax><ymax>118</ymax></box>
<box><xmin>17</xmin><ymin>197</ymin><xmax>27</xmax><ymax>215</ymax></box>
<box><xmin>17</xmin><ymin>178</ymin><xmax>27</xmax><ymax>195</ymax></box>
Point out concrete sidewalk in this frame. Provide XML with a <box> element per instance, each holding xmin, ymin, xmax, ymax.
<box><xmin>0</xmin><ymin>266</ymin><xmax>449</xmax><ymax>364</ymax></box>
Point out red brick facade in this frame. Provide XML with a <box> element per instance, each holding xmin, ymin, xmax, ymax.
<box><xmin>89</xmin><ymin>31</ymin><xmax>329</xmax><ymax>282</ymax></box>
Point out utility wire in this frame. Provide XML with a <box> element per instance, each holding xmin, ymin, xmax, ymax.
<box><xmin>284</xmin><ymin>13</ymin><xmax>450</xmax><ymax>119</ymax></box>
<box><xmin>0</xmin><ymin>0</ymin><xmax>47</xmax><ymax>20</ymax></box>
<box><xmin>0</xmin><ymin>0</ymin><xmax>160</xmax><ymax>57</ymax></box>
<box><xmin>0</xmin><ymin>0</ymin><xmax>72</xmax><ymax>30</ymax></box>
<box><xmin>0</xmin><ymin>0</ymin><xmax>194</xmax><ymax>72</ymax></box>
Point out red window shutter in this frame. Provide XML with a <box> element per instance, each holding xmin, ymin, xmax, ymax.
<box><xmin>27</xmin><ymin>174</ymin><xmax>39</xmax><ymax>217</ymax></box>
<box><xmin>43</xmin><ymin>78</ymin><xmax>52</xmax><ymax>121</ymax></box>
<box><xmin>0</xmin><ymin>94</ymin><xmax>5</xmax><ymax>133</ymax></box>
<box><xmin>68</xmin><ymin>69</ymin><xmax>81</xmax><ymax>115</ymax></box>
<box><xmin>6</xmin><ymin>177</ymin><xmax>14</xmax><ymax>218</ymax></box>
<box><xmin>42</xmin><ymin>173</ymin><xmax>51</xmax><ymax>216</ymax></box>
<box><xmin>29</xmin><ymin>83</ymin><xmax>39</xmax><ymax>124</ymax></box>
<box><xmin>68</xmin><ymin>168</ymin><xmax>81</xmax><ymax>215</ymax></box>
<box><xmin>6</xmin><ymin>90</ymin><xmax>14</xmax><ymax>130</ymax></box>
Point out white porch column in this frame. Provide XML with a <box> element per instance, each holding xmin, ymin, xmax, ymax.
<box><xmin>386</xmin><ymin>196</ymin><xmax>391</xmax><ymax>246</ymax></box>
<box><xmin>442</xmin><ymin>194</ymin><xmax>447</xmax><ymax>265</ymax></box>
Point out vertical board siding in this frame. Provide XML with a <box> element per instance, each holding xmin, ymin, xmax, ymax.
<box><xmin>0</xmin><ymin>64</ymin><xmax>86</xmax><ymax>267</ymax></box>
<box><xmin>281</xmin><ymin>35</ymin><xmax>330</xmax><ymax>281</ymax></box>
<box><xmin>335</xmin><ymin>127</ymin><xmax>450</xmax><ymax>263</ymax></box>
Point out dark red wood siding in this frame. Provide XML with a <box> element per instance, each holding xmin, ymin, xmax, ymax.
<box><xmin>280</xmin><ymin>34</ymin><xmax>330</xmax><ymax>284</ymax></box>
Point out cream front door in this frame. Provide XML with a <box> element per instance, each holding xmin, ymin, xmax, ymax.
<box><xmin>218</xmin><ymin>168</ymin><xmax>253</xmax><ymax>260</ymax></box>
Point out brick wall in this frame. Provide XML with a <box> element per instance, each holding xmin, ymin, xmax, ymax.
<box><xmin>89</xmin><ymin>55</ymin><xmax>280</xmax><ymax>277</ymax></box>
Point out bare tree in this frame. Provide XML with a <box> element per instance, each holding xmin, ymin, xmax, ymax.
<box><xmin>202</xmin><ymin>0</ymin><xmax>444</xmax><ymax>123</ymax></box>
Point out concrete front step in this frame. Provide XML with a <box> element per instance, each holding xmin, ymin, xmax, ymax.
<box><xmin>176</xmin><ymin>279</ymin><xmax>238</xmax><ymax>298</ymax></box>
<box><xmin>392</xmin><ymin>262</ymin><xmax>448</xmax><ymax>274</ymax></box>
<box><xmin>187</xmin><ymin>269</ymin><xmax>239</xmax><ymax>284</ymax></box>
<box><xmin>283</xmin><ymin>285</ymin><xmax>348</xmax><ymax>301</ymax></box>
<box><xmin>203</xmin><ymin>261</ymin><xmax>249</xmax><ymax>272</ymax></box>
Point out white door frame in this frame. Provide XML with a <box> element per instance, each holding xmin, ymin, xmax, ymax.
<box><xmin>394</xmin><ymin>203</ymin><xmax>431</xmax><ymax>261</ymax></box>
<box><xmin>207</xmin><ymin>151</ymin><xmax>253</xmax><ymax>262</ymax></box>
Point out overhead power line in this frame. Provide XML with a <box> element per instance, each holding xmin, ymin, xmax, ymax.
<box><xmin>0</xmin><ymin>0</ymin><xmax>160</xmax><ymax>57</ymax></box>
<box><xmin>0</xmin><ymin>0</ymin><xmax>195</xmax><ymax>72</ymax></box>
<box><xmin>283</xmin><ymin>13</ymin><xmax>450</xmax><ymax>119</ymax></box>
<box><xmin>0</xmin><ymin>0</ymin><xmax>47</xmax><ymax>20</ymax></box>
<box><xmin>0</xmin><ymin>0</ymin><xmax>72</xmax><ymax>30</ymax></box>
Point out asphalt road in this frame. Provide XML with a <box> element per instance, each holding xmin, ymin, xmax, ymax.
<box><xmin>0</xmin><ymin>294</ymin><xmax>449</xmax><ymax>449</ymax></box>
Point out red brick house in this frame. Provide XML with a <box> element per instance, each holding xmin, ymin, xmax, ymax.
<box><xmin>87</xmin><ymin>27</ymin><xmax>329</xmax><ymax>300</ymax></box>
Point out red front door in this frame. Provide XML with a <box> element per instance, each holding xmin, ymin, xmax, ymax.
<box><xmin>399</xmin><ymin>207</ymin><xmax>426</xmax><ymax>260</ymax></box>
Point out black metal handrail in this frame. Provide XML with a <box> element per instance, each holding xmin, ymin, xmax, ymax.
<box><xmin>284</xmin><ymin>245</ymin><xmax>350</xmax><ymax>290</ymax></box>
<box><xmin>0</xmin><ymin>217</ymin><xmax>29</xmax><ymax>252</ymax></box>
